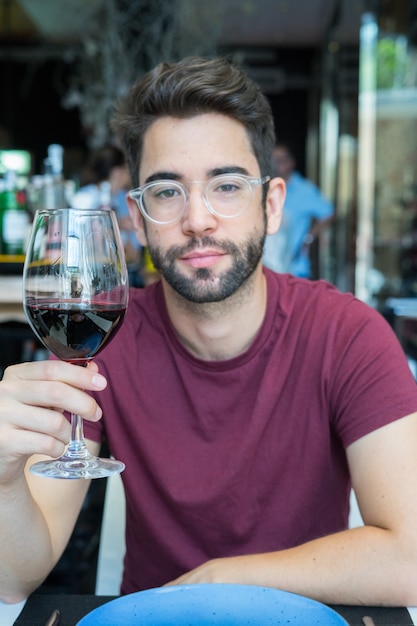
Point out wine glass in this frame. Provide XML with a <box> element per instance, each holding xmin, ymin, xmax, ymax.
<box><xmin>23</xmin><ymin>207</ymin><xmax>129</xmax><ymax>479</ymax></box>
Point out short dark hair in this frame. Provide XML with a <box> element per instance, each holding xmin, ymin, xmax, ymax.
<box><xmin>111</xmin><ymin>56</ymin><xmax>276</xmax><ymax>188</ymax></box>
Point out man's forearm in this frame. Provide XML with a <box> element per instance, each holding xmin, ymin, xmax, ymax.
<box><xmin>241</xmin><ymin>526</ymin><xmax>417</xmax><ymax>606</ymax></box>
<box><xmin>168</xmin><ymin>525</ymin><xmax>417</xmax><ymax>606</ymax></box>
<box><xmin>0</xmin><ymin>476</ymin><xmax>55</xmax><ymax>603</ymax></box>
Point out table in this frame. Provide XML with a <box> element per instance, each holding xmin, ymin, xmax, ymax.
<box><xmin>1</xmin><ymin>593</ymin><xmax>416</xmax><ymax>625</ymax></box>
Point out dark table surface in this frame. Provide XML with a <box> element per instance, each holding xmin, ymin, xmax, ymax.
<box><xmin>13</xmin><ymin>593</ymin><xmax>414</xmax><ymax>625</ymax></box>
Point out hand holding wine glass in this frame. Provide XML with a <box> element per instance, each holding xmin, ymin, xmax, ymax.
<box><xmin>23</xmin><ymin>207</ymin><xmax>129</xmax><ymax>479</ymax></box>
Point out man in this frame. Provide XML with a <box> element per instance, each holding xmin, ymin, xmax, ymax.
<box><xmin>263</xmin><ymin>142</ymin><xmax>334</xmax><ymax>277</ymax></box>
<box><xmin>1</xmin><ymin>56</ymin><xmax>417</xmax><ymax>607</ymax></box>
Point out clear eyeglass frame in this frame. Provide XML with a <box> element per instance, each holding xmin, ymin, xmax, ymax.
<box><xmin>128</xmin><ymin>173</ymin><xmax>271</xmax><ymax>225</ymax></box>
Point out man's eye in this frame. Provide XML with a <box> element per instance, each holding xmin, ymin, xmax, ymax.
<box><xmin>215</xmin><ymin>181</ymin><xmax>241</xmax><ymax>193</ymax></box>
<box><xmin>153</xmin><ymin>187</ymin><xmax>180</xmax><ymax>200</ymax></box>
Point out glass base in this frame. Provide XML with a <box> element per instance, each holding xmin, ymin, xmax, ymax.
<box><xmin>29</xmin><ymin>455</ymin><xmax>125</xmax><ymax>479</ymax></box>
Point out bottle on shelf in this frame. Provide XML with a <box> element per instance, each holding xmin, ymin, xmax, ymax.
<box><xmin>47</xmin><ymin>143</ymin><xmax>67</xmax><ymax>209</ymax></box>
<box><xmin>41</xmin><ymin>158</ymin><xmax>57</xmax><ymax>210</ymax></box>
<box><xmin>0</xmin><ymin>170</ymin><xmax>31</xmax><ymax>262</ymax></box>
<box><xmin>26</xmin><ymin>174</ymin><xmax>45</xmax><ymax>215</ymax></box>
<box><xmin>39</xmin><ymin>144</ymin><xmax>67</xmax><ymax>211</ymax></box>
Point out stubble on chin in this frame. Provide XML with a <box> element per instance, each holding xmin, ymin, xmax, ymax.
<box><xmin>148</xmin><ymin>227</ymin><xmax>266</xmax><ymax>306</ymax></box>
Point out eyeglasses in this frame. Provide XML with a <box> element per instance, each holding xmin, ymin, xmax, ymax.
<box><xmin>128</xmin><ymin>173</ymin><xmax>270</xmax><ymax>225</ymax></box>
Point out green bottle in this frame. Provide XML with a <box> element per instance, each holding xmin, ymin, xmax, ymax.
<box><xmin>1</xmin><ymin>171</ymin><xmax>30</xmax><ymax>258</ymax></box>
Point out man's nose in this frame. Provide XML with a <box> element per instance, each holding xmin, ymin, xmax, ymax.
<box><xmin>181</xmin><ymin>187</ymin><xmax>217</xmax><ymax>235</ymax></box>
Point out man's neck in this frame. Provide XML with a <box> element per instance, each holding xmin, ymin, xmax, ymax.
<box><xmin>162</xmin><ymin>266</ymin><xmax>267</xmax><ymax>361</ymax></box>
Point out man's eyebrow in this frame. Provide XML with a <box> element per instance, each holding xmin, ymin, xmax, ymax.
<box><xmin>144</xmin><ymin>172</ymin><xmax>181</xmax><ymax>184</ymax></box>
<box><xmin>144</xmin><ymin>166</ymin><xmax>250</xmax><ymax>185</ymax></box>
<box><xmin>209</xmin><ymin>166</ymin><xmax>250</xmax><ymax>177</ymax></box>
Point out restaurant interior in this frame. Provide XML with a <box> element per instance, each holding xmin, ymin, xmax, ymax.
<box><xmin>1</xmin><ymin>0</ymin><xmax>417</xmax><ymax>611</ymax></box>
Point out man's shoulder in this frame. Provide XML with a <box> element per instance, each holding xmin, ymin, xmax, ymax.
<box><xmin>266</xmin><ymin>270</ymin><xmax>372</xmax><ymax>321</ymax></box>
<box><xmin>266</xmin><ymin>269</ymin><xmax>348</xmax><ymax>299</ymax></box>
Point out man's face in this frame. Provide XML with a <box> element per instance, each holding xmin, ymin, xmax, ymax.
<box><xmin>131</xmin><ymin>113</ymin><xmax>271</xmax><ymax>304</ymax></box>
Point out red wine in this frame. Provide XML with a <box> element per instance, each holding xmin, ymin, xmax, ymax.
<box><xmin>25</xmin><ymin>300</ymin><xmax>126</xmax><ymax>363</ymax></box>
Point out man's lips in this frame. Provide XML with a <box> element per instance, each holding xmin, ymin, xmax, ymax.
<box><xmin>180</xmin><ymin>249</ymin><xmax>226</xmax><ymax>268</ymax></box>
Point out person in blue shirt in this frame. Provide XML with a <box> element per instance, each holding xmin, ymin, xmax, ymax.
<box><xmin>263</xmin><ymin>142</ymin><xmax>334</xmax><ymax>278</ymax></box>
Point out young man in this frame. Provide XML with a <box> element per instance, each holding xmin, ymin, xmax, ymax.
<box><xmin>1</xmin><ymin>56</ymin><xmax>417</xmax><ymax>607</ymax></box>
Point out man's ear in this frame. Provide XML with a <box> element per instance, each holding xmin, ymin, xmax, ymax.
<box><xmin>126</xmin><ymin>193</ymin><xmax>148</xmax><ymax>246</ymax></box>
<box><xmin>265</xmin><ymin>177</ymin><xmax>286</xmax><ymax>235</ymax></box>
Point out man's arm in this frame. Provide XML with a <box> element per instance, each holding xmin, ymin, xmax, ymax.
<box><xmin>167</xmin><ymin>412</ymin><xmax>417</xmax><ymax>606</ymax></box>
<box><xmin>0</xmin><ymin>459</ymin><xmax>94</xmax><ymax>603</ymax></box>
<box><xmin>0</xmin><ymin>361</ymin><xmax>104</xmax><ymax>603</ymax></box>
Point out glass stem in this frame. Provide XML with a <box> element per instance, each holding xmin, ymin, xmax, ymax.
<box><xmin>66</xmin><ymin>413</ymin><xmax>93</xmax><ymax>459</ymax></box>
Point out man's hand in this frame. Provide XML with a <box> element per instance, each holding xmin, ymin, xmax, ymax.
<box><xmin>0</xmin><ymin>360</ymin><xmax>106</xmax><ymax>484</ymax></box>
<box><xmin>166</xmin><ymin>558</ymin><xmax>237</xmax><ymax>586</ymax></box>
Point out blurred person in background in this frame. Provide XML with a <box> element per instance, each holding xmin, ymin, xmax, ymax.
<box><xmin>263</xmin><ymin>142</ymin><xmax>334</xmax><ymax>278</ymax></box>
<box><xmin>72</xmin><ymin>144</ymin><xmax>144</xmax><ymax>287</ymax></box>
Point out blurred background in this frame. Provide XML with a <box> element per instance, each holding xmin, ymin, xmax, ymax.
<box><xmin>3</xmin><ymin>0</ymin><xmax>417</xmax><ymax>300</ymax></box>
<box><xmin>1</xmin><ymin>0</ymin><xmax>417</xmax><ymax>593</ymax></box>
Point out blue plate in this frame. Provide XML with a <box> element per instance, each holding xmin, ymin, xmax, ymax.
<box><xmin>77</xmin><ymin>584</ymin><xmax>348</xmax><ymax>625</ymax></box>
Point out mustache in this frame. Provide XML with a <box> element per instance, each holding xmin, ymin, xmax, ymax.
<box><xmin>166</xmin><ymin>237</ymin><xmax>239</xmax><ymax>260</ymax></box>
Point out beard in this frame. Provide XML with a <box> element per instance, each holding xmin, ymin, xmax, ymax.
<box><xmin>148</xmin><ymin>227</ymin><xmax>266</xmax><ymax>304</ymax></box>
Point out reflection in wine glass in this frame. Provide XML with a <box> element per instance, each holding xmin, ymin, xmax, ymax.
<box><xmin>23</xmin><ymin>208</ymin><xmax>129</xmax><ymax>479</ymax></box>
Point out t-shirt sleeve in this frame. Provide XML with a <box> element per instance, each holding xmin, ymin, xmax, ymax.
<box><xmin>329</xmin><ymin>300</ymin><xmax>417</xmax><ymax>447</ymax></box>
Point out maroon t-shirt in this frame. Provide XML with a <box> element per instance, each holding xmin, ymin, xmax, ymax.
<box><xmin>84</xmin><ymin>270</ymin><xmax>417</xmax><ymax>593</ymax></box>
